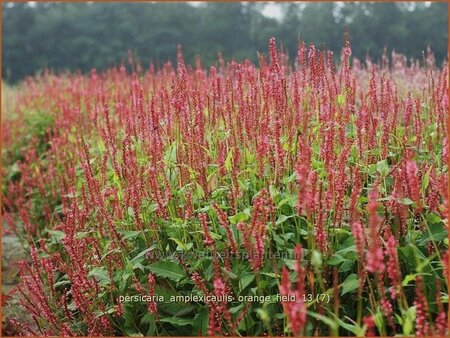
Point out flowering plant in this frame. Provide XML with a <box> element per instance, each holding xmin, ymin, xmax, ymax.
<box><xmin>2</xmin><ymin>34</ymin><xmax>448</xmax><ymax>336</ymax></box>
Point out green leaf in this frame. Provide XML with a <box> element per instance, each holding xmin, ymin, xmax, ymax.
<box><xmin>427</xmin><ymin>212</ymin><xmax>442</xmax><ymax>225</ymax></box>
<box><xmin>88</xmin><ymin>267</ymin><xmax>111</xmax><ymax>286</ymax></box>
<box><xmin>400</xmin><ymin>198</ymin><xmax>414</xmax><ymax>205</ymax></box>
<box><xmin>118</xmin><ymin>230</ymin><xmax>142</xmax><ymax>240</ymax></box>
<box><xmin>75</xmin><ymin>231</ymin><xmax>90</xmax><ymax>239</ymax></box>
<box><xmin>223</xmin><ymin>269</ymin><xmax>238</xmax><ymax>280</ymax></box>
<box><xmin>421</xmin><ymin>166</ymin><xmax>432</xmax><ymax>191</ymax></box>
<box><xmin>229</xmin><ymin>304</ymin><xmax>244</xmax><ymax>314</ymax></box>
<box><xmin>334</xmin><ymin>243</ymin><xmax>356</xmax><ymax>257</ymax></box>
<box><xmin>131</xmin><ymin>247</ymin><xmax>155</xmax><ymax>262</ymax></box>
<box><xmin>276</xmin><ymin>214</ymin><xmax>294</xmax><ymax>225</ymax></box>
<box><xmin>141</xmin><ymin>313</ymin><xmax>157</xmax><ymax>336</ymax></box>
<box><xmin>268</xmin><ymin>185</ymin><xmax>279</xmax><ymax>198</ymax></box>
<box><xmin>372</xmin><ymin>310</ymin><xmax>384</xmax><ymax>336</ymax></box>
<box><xmin>367</xmin><ymin>149</ymin><xmax>380</xmax><ymax>156</ymax></box>
<box><xmin>338</xmin><ymin>318</ymin><xmax>364</xmax><ymax>336</ymax></box>
<box><xmin>127</xmin><ymin>207</ymin><xmax>135</xmax><ymax>218</ymax></box>
<box><xmin>164</xmin><ymin>141</ymin><xmax>178</xmax><ymax>164</ymax></box>
<box><xmin>418</xmin><ymin>223</ymin><xmax>447</xmax><ymax>246</ymax></box>
<box><xmin>256</xmin><ymin>308</ymin><xmax>270</xmax><ymax>327</ymax></box>
<box><xmin>275</xmin><ymin>313</ymin><xmax>285</xmax><ymax>320</ymax></box>
<box><xmin>401</xmin><ymin>306</ymin><xmax>416</xmax><ymax>336</ymax></box>
<box><xmin>47</xmin><ymin>230</ymin><xmax>65</xmax><ymax>242</ymax></box>
<box><xmin>376</xmin><ymin>159</ymin><xmax>389</xmax><ymax>176</ymax></box>
<box><xmin>148</xmin><ymin>261</ymin><xmax>186</xmax><ymax>282</ymax></box>
<box><xmin>328</xmin><ymin>254</ymin><xmax>347</xmax><ymax>266</ymax></box>
<box><xmin>121</xmin><ymin>261</ymin><xmax>134</xmax><ymax>288</ymax></box>
<box><xmin>210</xmin><ymin>187</ymin><xmax>228</xmax><ymax>200</ymax></box>
<box><xmin>174</xmin><ymin>305</ymin><xmax>196</xmax><ymax>317</ymax></box>
<box><xmin>402</xmin><ymin>273</ymin><xmax>422</xmax><ymax>287</ymax></box>
<box><xmin>62</xmin><ymin>192</ymin><xmax>79</xmax><ymax>198</ymax></box>
<box><xmin>341</xmin><ymin>274</ymin><xmax>359</xmax><ymax>295</ymax></box>
<box><xmin>239</xmin><ymin>272</ymin><xmax>255</xmax><ymax>291</ymax></box>
<box><xmin>260</xmin><ymin>272</ymin><xmax>279</xmax><ymax>278</ymax></box>
<box><xmin>245</xmin><ymin>148</ymin><xmax>255</xmax><ymax>164</ymax></box>
<box><xmin>277</xmin><ymin>194</ymin><xmax>297</xmax><ymax>209</ymax></box>
<box><xmin>229</xmin><ymin>211</ymin><xmax>250</xmax><ymax>224</ymax></box>
<box><xmin>10</xmin><ymin>162</ymin><xmax>21</xmax><ymax>174</ymax></box>
<box><xmin>340</xmin><ymin>260</ymin><xmax>354</xmax><ymax>272</ymax></box>
<box><xmin>337</xmin><ymin>94</ymin><xmax>346</xmax><ymax>106</ymax></box>
<box><xmin>159</xmin><ymin>317</ymin><xmax>192</xmax><ymax>326</ymax></box>
<box><xmin>359</xmin><ymin>196</ymin><xmax>368</xmax><ymax>204</ymax></box>
<box><xmin>123</xmin><ymin>329</ymin><xmax>143</xmax><ymax>337</ymax></box>
<box><xmin>281</xmin><ymin>173</ymin><xmax>297</xmax><ymax>185</ymax></box>
<box><xmin>282</xmin><ymin>259</ymin><xmax>296</xmax><ymax>270</ymax></box>
<box><xmin>53</xmin><ymin>204</ymin><xmax>64</xmax><ymax>215</ymax></box>
<box><xmin>195</xmin><ymin>182</ymin><xmax>205</xmax><ymax>199</ymax></box>
<box><xmin>53</xmin><ymin>278</ymin><xmax>71</xmax><ymax>289</ymax></box>
<box><xmin>282</xmin><ymin>232</ymin><xmax>296</xmax><ymax>241</ymax></box>
<box><xmin>154</xmin><ymin>285</ymin><xmax>191</xmax><ymax>316</ymax></box>
<box><xmin>224</xmin><ymin>148</ymin><xmax>233</xmax><ymax>172</ymax></box>
<box><xmin>311</xmin><ymin>250</ymin><xmax>322</xmax><ymax>268</ymax></box>
<box><xmin>170</xmin><ymin>237</ymin><xmax>193</xmax><ymax>251</ymax></box>
<box><xmin>308</xmin><ymin>311</ymin><xmax>338</xmax><ymax>331</ymax></box>
<box><xmin>209</xmin><ymin>232</ymin><xmax>222</xmax><ymax>240</ymax></box>
<box><xmin>273</xmin><ymin>234</ymin><xmax>285</xmax><ymax>246</ymax></box>
<box><xmin>192</xmin><ymin>306</ymin><xmax>209</xmax><ymax>335</ymax></box>
<box><xmin>238</xmin><ymin>178</ymin><xmax>252</xmax><ymax>191</ymax></box>
<box><xmin>399</xmin><ymin>245</ymin><xmax>429</xmax><ymax>273</ymax></box>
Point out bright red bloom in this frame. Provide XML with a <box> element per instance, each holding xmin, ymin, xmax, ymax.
<box><xmin>147</xmin><ymin>273</ymin><xmax>157</xmax><ymax>314</ymax></box>
<box><xmin>385</xmin><ymin>230</ymin><xmax>402</xmax><ymax>299</ymax></box>
<box><xmin>199</xmin><ymin>213</ymin><xmax>215</xmax><ymax>247</ymax></box>
<box><xmin>406</xmin><ymin>158</ymin><xmax>423</xmax><ymax>213</ymax></box>
<box><xmin>414</xmin><ymin>276</ymin><xmax>430</xmax><ymax>336</ymax></box>
<box><xmin>279</xmin><ymin>245</ymin><xmax>307</xmax><ymax>336</ymax></box>
<box><xmin>366</xmin><ymin>186</ymin><xmax>384</xmax><ymax>273</ymax></box>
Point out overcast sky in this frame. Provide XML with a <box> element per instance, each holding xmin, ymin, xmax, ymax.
<box><xmin>262</xmin><ymin>2</ymin><xmax>283</xmax><ymax>19</ymax></box>
<box><xmin>18</xmin><ymin>1</ymin><xmax>433</xmax><ymax>18</ymax></box>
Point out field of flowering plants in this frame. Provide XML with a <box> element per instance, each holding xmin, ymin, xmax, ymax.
<box><xmin>2</xmin><ymin>35</ymin><xmax>449</xmax><ymax>337</ymax></box>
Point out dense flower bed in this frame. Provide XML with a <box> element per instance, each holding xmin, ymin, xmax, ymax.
<box><xmin>2</xmin><ymin>36</ymin><xmax>448</xmax><ymax>336</ymax></box>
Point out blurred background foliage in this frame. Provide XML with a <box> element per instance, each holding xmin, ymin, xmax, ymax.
<box><xmin>2</xmin><ymin>1</ymin><xmax>448</xmax><ymax>83</ymax></box>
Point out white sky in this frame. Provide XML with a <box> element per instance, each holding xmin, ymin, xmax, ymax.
<box><xmin>262</xmin><ymin>2</ymin><xmax>283</xmax><ymax>20</ymax></box>
<box><xmin>22</xmin><ymin>1</ymin><xmax>433</xmax><ymax>16</ymax></box>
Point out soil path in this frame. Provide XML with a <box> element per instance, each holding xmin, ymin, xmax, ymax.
<box><xmin>2</xmin><ymin>227</ymin><xmax>29</xmax><ymax>335</ymax></box>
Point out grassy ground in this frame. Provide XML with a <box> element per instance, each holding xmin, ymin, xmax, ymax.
<box><xmin>2</xmin><ymin>83</ymin><xmax>29</xmax><ymax>335</ymax></box>
<box><xmin>2</xmin><ymin>83</ymin><xmax>19</xmax><ymax>121</ymax></box>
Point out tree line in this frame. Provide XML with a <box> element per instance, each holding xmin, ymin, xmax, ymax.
<box><xmin>2</xmin><ymin>2</ymin><xmax>448</xmax><ymax>83</ymax></box>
